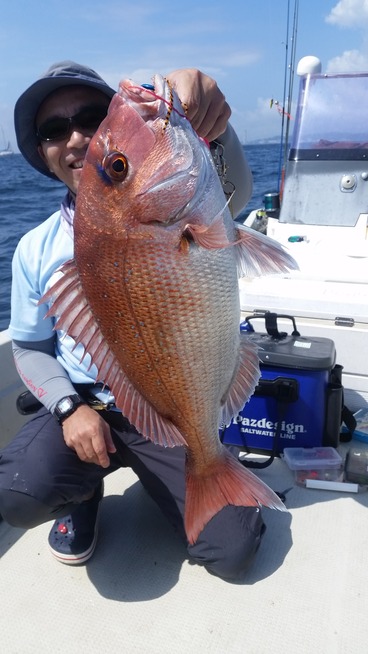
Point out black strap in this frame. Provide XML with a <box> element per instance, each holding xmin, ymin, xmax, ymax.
<box><xmin>16</xmin><ymin>390</ymin><xmax>43</xmax><ymax>415</ymax></box>
<box><xmin>16</xmin><ymin>383</ymin><xmax>113</xmax><ymax>416</ymax></box>
<box><xmin>340</xmin><ymin>405</ymin><xmax>357</xmax><ymax>442</ymax></box>
<box><xmin>220</xmin><ymin>377</ymin><xmax>299</xmax><ymax>469</ymax></box>
<box><xmin>241</xmin><ymin>398</ymin><xmax>288</xmax><ymax>469</ymax></box>
<box><xmin>264</xmin><ymin>312</ymin><xmax>301</xmax><ymax>339</ymax></box>
<box><xmin>243</xmin><ymin>312</ymin><xmax>301</xmax><ymax>340</ymax></box>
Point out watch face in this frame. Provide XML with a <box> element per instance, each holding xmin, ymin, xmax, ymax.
<box><xmin>54</xmin><ymin>395</ymin><xmax>83</xmax><ymax>424</ymax></box>
<box><xmin>58</xmin><ymin>397</ymin><xmax>74</xmax><ymax>413</ymax></box>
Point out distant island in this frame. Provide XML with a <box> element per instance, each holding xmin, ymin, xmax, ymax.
<box><xmin>245</xmin><ymin>137</ymin><xmax>282</xmax><ymax>145</ymax></box>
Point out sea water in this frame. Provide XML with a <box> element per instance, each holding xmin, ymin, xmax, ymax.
<box><xmin>0</xmin><ymin>144</ymin><xmax>281</xmax><ymax>330</ymax></box>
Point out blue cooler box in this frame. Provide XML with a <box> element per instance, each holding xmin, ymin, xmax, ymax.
<box><xmin>221</xmin><ymin>313</ymin><xmax>342</xmax><ymax>453</ymax></box>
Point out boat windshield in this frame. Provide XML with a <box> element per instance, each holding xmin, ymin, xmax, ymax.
<box><xmin>290</xmin><ymin>73</ymin><xmax>368</xmax><ymax>160</ymax></box>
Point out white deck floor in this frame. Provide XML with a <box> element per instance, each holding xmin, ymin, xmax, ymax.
<box><xmin>2</xmin><ymin>444</ymin><xmax>368</xmax><ymax>654</ymax></box>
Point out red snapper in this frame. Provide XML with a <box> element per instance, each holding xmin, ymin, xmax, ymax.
<box><xmin>42</xmin><ymin>75</ymin><xmax>296</xmax><ymax>544</ymax></box>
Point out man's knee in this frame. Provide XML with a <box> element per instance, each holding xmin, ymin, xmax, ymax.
<box><xmin>0</xmin><ymin>489</ymin><xmax>58</xmax><ymax>529</ymax></box>
<box><xmin>187</xmin><ymin>506</ymin><xmax>266</xmax><ymax>581</ymax></box>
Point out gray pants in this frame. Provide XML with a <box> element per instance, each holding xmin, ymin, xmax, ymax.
<box><xmin>0</xmin><ymin>406</ymin><xmax>265</xmax><ymax>581</ymax></box>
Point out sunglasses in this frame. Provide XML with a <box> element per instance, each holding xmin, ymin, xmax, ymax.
<box><xmin>36</xmin><ymin>104</ymin><xmax>109</xmax><ymax>142</ymax></box>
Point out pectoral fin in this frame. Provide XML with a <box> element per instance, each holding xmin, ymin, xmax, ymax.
<box><xmin>234</xmin><ymin>223</ymin><xmax>298</xmax><ymax>277</ymax></box>
<box><xmin>184</xmin><ymin>215</ymin><xmax>298</xmax><ymax>278</ymax></box>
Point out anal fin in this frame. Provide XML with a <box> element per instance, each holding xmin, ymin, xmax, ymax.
<box><xmin>220</xmin><ymin>335</ymin><xmax>260</xmax><ymax>427</ymax></box>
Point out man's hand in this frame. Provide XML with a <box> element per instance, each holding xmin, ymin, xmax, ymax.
<box><xmin>165</xmin><ymin>68</ymin><xmax>231</xmax><ymax>142</ymax></box>
<box><xmin>61</xmin><ymin>404</ymin><xmax>116</xmax><ymax>468</ymax></box>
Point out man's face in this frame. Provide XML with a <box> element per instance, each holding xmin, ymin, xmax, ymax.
<box><xmin>37</xmin><ymin>85</ymin><xmax>110</xmax><ymax>194</ymax></box>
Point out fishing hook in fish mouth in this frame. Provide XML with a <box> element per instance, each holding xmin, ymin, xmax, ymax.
<box><xmin>160</xmin><ymin>78</ymin><xmax>174</xmax><ymax>132</ymax></box>
<box><xmin>128</xmin><ymin>84</ymin><xmax>188</xmax><ymax>123</ymax></box>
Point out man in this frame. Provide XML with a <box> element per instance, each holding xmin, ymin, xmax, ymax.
<box><xmin>0</xmin><ymin>61</ymin><xmax>264</xmax><ymax>581</ymax></box>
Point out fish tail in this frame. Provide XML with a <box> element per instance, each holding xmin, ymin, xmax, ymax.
<box><xmin>184</xmin><ymin>447</ymin><xmax>286</xmax><ymax>545</ymax></box>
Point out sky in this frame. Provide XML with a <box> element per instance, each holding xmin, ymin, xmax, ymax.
<box><xmin>2</xmin><ymin>0</ymin><xmax>368</xmax><ymax>149</ymax></box>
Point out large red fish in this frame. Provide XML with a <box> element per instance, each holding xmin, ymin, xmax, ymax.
<box><xmin>42</xmin><ymin>75</ymin><xmax>296</xmax><ymax>544</ymax></box>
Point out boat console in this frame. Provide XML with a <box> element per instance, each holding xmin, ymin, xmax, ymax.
<box><xmin>242</xmin><ymin>61</ymin><xmax>368</xmax><ymax>411</ymax></box>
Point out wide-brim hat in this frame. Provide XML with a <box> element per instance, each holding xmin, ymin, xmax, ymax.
<box><xmin>14</xmin><ymin>60</ymin><xmax>116</xmax><ymax>180</ymax></box>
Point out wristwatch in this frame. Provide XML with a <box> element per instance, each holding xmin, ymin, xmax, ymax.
<box><xmin>53</xmin><ymin>394</ymin><xmax>85</xmax><ymax>424</ymax></box>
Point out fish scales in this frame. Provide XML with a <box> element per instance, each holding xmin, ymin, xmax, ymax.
<box><xmin>41</xmin><ymin>75</ymin><xmax>297</xmax><ymax>544</ymax></box>
<box><xmin>76</xmin><ymin>227</ymin><xmax>239</xmax><ymax>458</ymax></box>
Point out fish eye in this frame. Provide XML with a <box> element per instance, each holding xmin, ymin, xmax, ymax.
<box><xmin>103</xmin><ymin>151</ymin><xmax>128</xmax><ymax>181</ymax></box>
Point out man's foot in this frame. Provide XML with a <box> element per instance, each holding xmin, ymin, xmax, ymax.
<box><xmin>48</xmin><ymin>482</ymin><xmax>104</xmax><ymax>565</ymax></box>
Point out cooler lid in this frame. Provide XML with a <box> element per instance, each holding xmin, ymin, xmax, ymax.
<box><xmin>243</xmin><ymin>331</ymin><xmax>336</xmax><ymax>370</ymax></box>
<box><xmin>239</xmin><ymin>276</ymin><xmax>368</xmax><ymax>324</ymax></box>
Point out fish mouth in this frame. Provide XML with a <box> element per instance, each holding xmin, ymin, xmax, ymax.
<box><xmin>119</xmin><ymin>74</ymin><xmax>187</xmax><ymax>124</ymax></box>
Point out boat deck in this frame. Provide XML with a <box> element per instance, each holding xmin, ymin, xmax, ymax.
<box><xmin>2</xmin><ymin>443</ymin><xmax>368</xmax><ymax>654</ymax></box>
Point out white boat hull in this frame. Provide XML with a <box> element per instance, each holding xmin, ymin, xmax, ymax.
<box><xmin>242</xmin><ymin>213</ymin><xmax>368</xmax><ymax>413</ymax></box>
